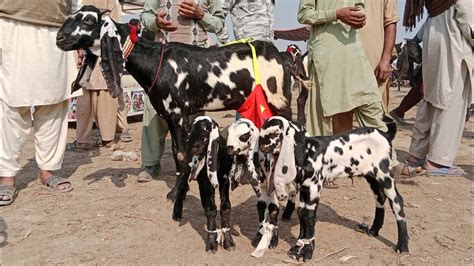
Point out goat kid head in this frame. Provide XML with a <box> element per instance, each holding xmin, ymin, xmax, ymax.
<box><xmin>285</xmin><ymin>44</ymin><xmax>309</xmax><ymax>82</ymax></box>
<box><xmin>227</xmin><ymin>119</ymin><xmax>261</xmax><ymax>196</ymax></box>
<box><xmin>260</xmin><ymin>117</ymin><xmax>306</xmax><ymax>200</ymax></box>
<box><xmin>56</xmin><ymin>5</ymin><xmax>129</xmax><ymax>98</ymax></box>
<box><xmin>186</xmin><ymin>116</ymin><xmax>220</xmax><ymax>188</ymax></box>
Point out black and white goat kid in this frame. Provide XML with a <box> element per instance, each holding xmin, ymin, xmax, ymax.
<box><xmin>259</xmin><ymin>116</ymin><xmax>409</xmax><ymax>262</ymax></box>
<box><xmin>226</xmin><ymin>119</ymin><xmax>298</xmax><ymax>257</ymax></box>
<box><xmin>56</xmin><ymin>6</ymin><xmax>304</xmax><ymax>214</ymax></box>
<box><xmin>185</xmin><ymin>116</ymin><xmax>235</xmax><ymax>252</ymax></box>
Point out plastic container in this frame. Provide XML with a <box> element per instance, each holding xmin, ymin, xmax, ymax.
<box><xmin>111</xmin><ymin>151</ymin><xmax>139</xmax><ymax>161</ymax></box>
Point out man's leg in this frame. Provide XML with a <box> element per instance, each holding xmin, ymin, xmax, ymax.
<box><xmin>306</xmin><ymin>75</ymin><xmax>331</xmax><ymax>136</ymax></box>
<box><xmin>425</xmin><ymin>63</ymin><xmax>470</xmax><ymax>169</ymax></box>
<box><xmin>117</xmin><ymin>94</ymin><xmax>132</xmax><ymax>142</ymax></box>
<box><xmin>96</xmin><ymin>90</ymin><xmax>118</xmax><ymax>143</ymax></box>
<box><xmin>407</xmin><ymin>100</ymin><xmax>432</xmax><ymax>161</ymax></box>
<box><xmin>139</xmin><ymin>95</ymin><xmax>168</xmax><ymax>182</ymax></box>
<box><xmin>0</xmin><ymin>100</ymin><xmax>32</xmax><ymax>202</ymax></box>
<box><xmin>75</xmin><ymin>89</ymin><xmax>94</xmax><ymax>146</ymax></box>
<box><xmin>33</xmin><ymin>100</ymin><xmax>71</xmax><ymax>191</ymax></box>
<box><xmin>332</xmin><ymin>111</ymin><xmax>353</xmax><ymax>134</ymax></box>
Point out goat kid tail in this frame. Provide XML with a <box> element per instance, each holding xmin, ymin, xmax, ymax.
<box><xmin>381</xmin><ymin>115</ymin><xmax>397</xmax><ymax>142</ymax></box>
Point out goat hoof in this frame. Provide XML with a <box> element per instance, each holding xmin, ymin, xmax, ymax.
<box><xmin>166</xmin><ymin>189</ymin><xmax>177</xmax><ymax>202</ymax></box>
<box><xmin>355</xmin><ymin>223</ymin><xmax>371</xmax><ymax>235</ymax></box>
<box><xmin>269</xmin><ymin>231</ymin><xmax>279</xmax><ymax>249</ymax></box>
<box><xmin>251</xmin><ymin>231</ymin><xmax>263</xmax><ymax>248</ymax></box>
<box><xmin>205</xmin><ymin>232</ymin><xmax>218</xmax><ymax>253</ymax></box>
<box><xmin>288</xmin><ymin>241</ymin><xmax>314</xmax><ymax>262</ymax></box>
<box><xmin>396</xmin><ymin>242</ymin><xmax>409</xmax><ymax>253</ymax></box>
<box><xmin>223</xmin><ymin>231</ymin><xmax>236</xmax><ymax>251</ymax></box>
<box><xmin>172</xmin><ymin>212</ymin><xmax>182</xmax><ymax>221</ymax></box>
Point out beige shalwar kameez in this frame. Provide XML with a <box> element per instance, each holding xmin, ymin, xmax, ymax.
<box><xmin>409</xmin><ymin>0</ymin><xmax>473</xmax><ymax>167</ymax></box>
<box><xmin>75</xmin><ymin>0</ymin><xmax>121</xmax><ymax>144</ymax></box>
<box><xmin>298</xmin><ymin>0</ymin><xmax>387</xmax><ymax>137</ymax></box>
<box><xmin>0</xmin><ymin>1</ymin><xmax>75</xmax><ymax>176</ymax></box>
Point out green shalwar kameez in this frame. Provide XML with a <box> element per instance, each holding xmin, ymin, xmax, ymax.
<box><xmin>298</xmin><ymin>0</ymin><xmax>387</xmax><ymax>137</ymax></box>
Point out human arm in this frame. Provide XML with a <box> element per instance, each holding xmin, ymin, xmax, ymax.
<box><xmin>297</xmin><ymin>0</ymin><xmax>366</xmax><ymax>29</ymax></box>
<box><xmin>215</xmin><ymin>0</ymin><xmax>234</xmax><ymax>44</ymax></box>
<box><xmin>140</xmin><ymin>0</ymin><xmax>177</xmax><ymax>32</ymax></box>
<box><xmin>375</xmin><ymin>23</ymin><xmax>397</xmax><ymax>82</ymax></box>
<box><xmin>454</xmin><ymin>0</ymin><xmax>474</xmax><ymax>47</ymax></box>
<box><xmin>178</xmin><ymin>0</ymin><xmax>225</xmax><ymax>34</ymax></box>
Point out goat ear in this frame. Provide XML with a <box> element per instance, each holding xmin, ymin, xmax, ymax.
<box><xmin>71</xmin><ymin>52</ymin><xmax>98</xmax><ymax>93</ymax></box>
<box><xmin>273</xmin><ymin>122</ymin><xmax>297</xmax><ymax>200</ymax></box>
<box><xmin>206</xmin><ymin>122</ymin><xmax>220</xmax><ymax>188</ymax></box>
<box><xmin>246</xmin><ymin>125</ymin><xmax>262</xmax><ymax>197</ymax></box>
<box><xmin>100</xmin><ymin>31</ymin><xmax>124</xmax><ymax>98</ymax></box>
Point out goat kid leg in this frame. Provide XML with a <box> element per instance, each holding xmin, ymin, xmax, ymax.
<box><xmin>296</xmin><ymin>85</ymin><xmax>309</xmax><ymax>125</ymax></box>
<box><xmin>282</xmin><ymin>183</ymin><xmax>297</xmax><ymax>221</ymax></box>
<box><xmin>357</xmin><ymin>176</ymin><xmax>387</xmax><ymax>237</ymax></box>
<box><xmin>252</xmin><ymin>196</ymin><xmax>267</xmax><ymax>248</ymax></box>
<box><xmin>268</xmin><ymin>191</ymin><xmax>280</xmax><ymax>249</ymax></box>
<box><xmin>197</xmin><ymin>173</ymin><xmax>219</xmax><ymax>253</ymax></box>
<box><xmin>383</xmin><ymin>177</ymin><xmax>409</xmax><ymax>253</ymax></box>
<box><xmin>288</xmin><ymin>179</ymin><xmax>319</xmax><ymax>262</ymax></box>
<box><xmin>219</xmin><ymin>177</ymin><xmax>235</xmax><ymax>250</ymax></box>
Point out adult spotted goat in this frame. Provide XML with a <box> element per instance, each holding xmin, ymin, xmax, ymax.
<box><xmin>56</xmin><ymin>6</ymin><xmax>307</xmax><ymax>208</ymax></box>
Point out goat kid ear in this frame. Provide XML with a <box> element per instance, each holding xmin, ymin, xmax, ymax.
<box><xmin>206</xmin><ymin>122</ymin><xmax>220</xmax><ymax>188</ymax></box>
<box><xmin>71</xmin><ymin>51</ymin><xmax>98</xmax><ymax>93</ymax></box>
<box><xmin>273</xmin><ymin>121</ymin><xmax>298</xmax><ymax>201</ymax></box>
<box><xmin>100</xmin><ymin>31</ymin><xmax>124</xmax><ymax>98</ymax></box>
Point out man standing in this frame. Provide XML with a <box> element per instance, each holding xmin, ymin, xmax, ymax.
<box><xmin>400</xmin><ymin>0</ymin><xmax>472</xmax><ymax>177</ymax></box>
<box><xmin>332</xmin><ymin>0</ymin><xmax>399</xmax><ymax>133</ymax></box>
<box><xmin>298</xmin><ymin>0</ymin><xmax>388</xmax><ymax>138</ymax></box>
<box><xmin>217</xmin><ymin>0</ymin><xmax>275</xmax><ymax>43</ymax></box>
<box><xmin>0</xmin><ymin>0</ymin><xmax>74</xmax><ymax>205</ymax></box>
<box><xmin>137</xmin><ymin>0</ymin><xmax>225</xmax><ymax>182</ymax></box>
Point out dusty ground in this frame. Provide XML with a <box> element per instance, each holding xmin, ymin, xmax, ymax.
<box><xmin>0</xmin><ymin>87</ymin><xmax>472</xmax><ymax>265</ymax></box>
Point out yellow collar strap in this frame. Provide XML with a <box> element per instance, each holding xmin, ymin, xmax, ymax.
<box><xmin>224</xmin><ymin>38</ymin><xmax>261</xmax><ymax>85</ymax></box>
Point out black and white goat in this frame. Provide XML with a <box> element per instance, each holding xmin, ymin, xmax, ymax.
<box><xmin>226</xmin><ymin>119</ymin><xmax>297</xmax><ymax>257</ymax></box>
<box><xmin>56</xmin><ymin>6</ymin><xmax>306</xmax><ymax>211</ymax></box>
<box><xmin>185</xmin><ymin>116</ymin><xmax>235</xmax><ymax>252</ymax></box>
<box><xmin>258</xmin><ymin>116</ymin><xmax>409</xmax><ymax>262</ymax></box>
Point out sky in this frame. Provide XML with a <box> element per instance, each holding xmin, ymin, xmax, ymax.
<box><xmin>123</xmin><ymin>0</ymin><xmax>426</xmax><ymax>51</ymax></box>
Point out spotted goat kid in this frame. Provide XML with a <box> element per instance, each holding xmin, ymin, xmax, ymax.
<box><xmin>55</xmin><ymin>6</ymin><xmax>308</xmax><ymax>208</ymax></box>
<box><xmin>258</xmin><ymin>116</ymin><xmax>409</xmax><ymax>262</ymax></box>
<box><xmin>226</xmin><ymin>119</ymin><xmax>298</xmax><ymax>255</ymax></box>
<box><xmin>184</xmin><ymin>116</ymin><xmax>235</xmax><ymax>252</ymax></box>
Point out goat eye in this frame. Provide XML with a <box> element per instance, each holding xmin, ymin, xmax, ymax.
<box><xmin>239</xmin><ymin>132</ymin><xmax>250</xmax><ymax>142</ymax></box>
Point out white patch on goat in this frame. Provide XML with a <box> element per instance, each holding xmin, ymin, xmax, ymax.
<box><xmin>202</xmin><ymin>98</ymin><xmax>225</xmax><ymax>110</ymax></box>
<box><xmin>184</xmin><ymin>101</ymin><xmax>189</xmax><ymax>107</ymax></box>
<box><xmin>162</xmin><ymin>94</ymin><xmax>173</xmax><ymax>110</ymax></box>
<box><xmin>197</xmin><ymin>64</ymin><xmax>202</xmax><ymax>72</ymax></box>
<box><xmin>168</xmin><ymin>59</ymin><xmax>187</xmax><ymax>88</ymax></box>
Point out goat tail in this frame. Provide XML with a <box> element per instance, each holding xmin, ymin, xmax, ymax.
<box><xmin>381</xmin><ymin>115</ymin><xmax>397</xmax><ymax>142</ymax></box>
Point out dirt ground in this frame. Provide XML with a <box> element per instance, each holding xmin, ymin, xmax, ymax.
<box><xmin>0</xmin><ymin>86</ymin><xmax>472</xmax><ymax>265</ymax></box>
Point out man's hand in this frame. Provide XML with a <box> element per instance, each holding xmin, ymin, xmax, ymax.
<box><xmin>76</xmin><ymin>50</ymin><xmax>84</xmax><ymax>69</ymax></box>
<box><xmin>336</xmin><ymin>7</ymin><xmax>366</xmax><ymax>29</ymax></box>
<box><xmin>374</xmin><ymin>59</ymin><xmax>392</xmax><ymax>82</ymax></box>
<box><xmin>178</xmin><ymin>0</ymin><xmax>204</xmax><ymax>20</ymax></box>
<box><xmin>155</xmin><ymin>11</ymin><xmax>178</xmax><ymax>32</ymax></box>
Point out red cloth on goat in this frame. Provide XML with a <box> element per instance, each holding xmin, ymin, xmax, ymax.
<box><xmin>237</xmin><ymin>84</ymin><xmax>274</xmax><ymax>129</ymax></box>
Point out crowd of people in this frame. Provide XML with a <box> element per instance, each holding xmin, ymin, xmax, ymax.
<box><xmin>0</xmin><ymin>0</ymin><xmax>472</xmax><ymax>208</ymax></box>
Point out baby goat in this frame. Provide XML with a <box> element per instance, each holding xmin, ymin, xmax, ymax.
<box><xmin>227</xmin><ymin>119</ymin><xmax>297</xmax><ymax>257</ymax></box>
<box><xmin>56</xmin><ymin>6</ymin><xmax>306</xmax><ymax>212</ymax></box>
<box><xmin>259</xmin><ymin>116</ymin><xmax>409</xmax><ymax>262</ymax></box>
<box><xmin>185</xmin><ymin>116</ymin><xmax>235</xmax><ymax>252</ymax></box>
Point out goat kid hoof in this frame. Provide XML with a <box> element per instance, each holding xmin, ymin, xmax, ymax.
<box><xmin>269</xmin><ymin>232</ymin><xmax>279</xmax><ymax>249</ymax></box>
<box><xmin>355</xmin><ymin>223</ymin><xmax>378</xmax><ymax>236</ymax></box>
<box><xmin>288</xmin><ymin>242</ymin><xmax>314</xmax><ymax>262</ymax></box>
<box><xmin>396</xmin><ymin>243</ymin><xmax>409</xmax><ymax>254</ymax></box>
<box><xmin>252</xmin><ymin>232</ymin><xmax>263</xmax><ymax>248</ymax></box>
<box><xmin>166</xmin><ymin>189</ymin><xmax>177</xmax><ymax>202</ymax></box>
<box><xmin>206</xmin><ymin>233</ymin><xmax>219</xmax><ymax>253</ymax></box>
<box><xmin>172</xmin><ymin>212</ymin><xmax>182</xmax><ymax>221</ymax></box>
<box><xmin>223</xmin><ymin>232</ymin><xmax>236</xmax><ymax>251</ymax></box>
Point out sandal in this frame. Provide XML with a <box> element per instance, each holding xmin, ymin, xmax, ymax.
<box><xmin>393</xmin><ymin>163</ymin><xmax>424</xmax><ymax>179</ymax></box>
<box><xmin>0</xmin><ymin>185</ymin><xmax>16</xmax><ymax>206</ymax></box>
<box><xmin>41</xmin><ymin>176</ymin><xmax>73</xmax><ymax>193</ymax></box>
<box><xmin>66</xmin><ymin>141</ymin><xmax>92</xmax><ymax>151</ymax></box>
<box><xmin>426</xmin><ymin>167</ymin><xmax>465</xmax><ymax>177</ymax></box>
<box><xmin>120</xmin><ymin>131</ymin><xmax>132</xmax><ymax>143</ymax></box>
